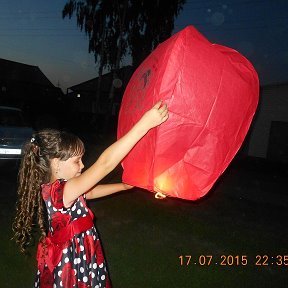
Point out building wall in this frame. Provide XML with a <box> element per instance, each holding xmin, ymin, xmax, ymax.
<box><xmin>248</xmin><ymin>83</ymin><xmax>288</xmax><ymax>159</ymax></box>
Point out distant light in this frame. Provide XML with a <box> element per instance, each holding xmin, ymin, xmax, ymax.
<box><xmin>77</xmin><ymin>93</ymin><xmax>81</xmax><ymax>98</ymax></box>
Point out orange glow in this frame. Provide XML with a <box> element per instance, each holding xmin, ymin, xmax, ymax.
<box><xmin>154</xmin><ymin>172</ymin><xmax>173</xmax><ymax>199</ymax></box>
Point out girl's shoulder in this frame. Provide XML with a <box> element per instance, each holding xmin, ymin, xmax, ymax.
<box><xmin>41</xmin><ymin>178</ymin><xmax>67</xmax><ymax>190</ymax></box>
<box><xmin>41</xmin><ymin>179</ymin><xmax>67</xmax><ymax>208</ymax></box>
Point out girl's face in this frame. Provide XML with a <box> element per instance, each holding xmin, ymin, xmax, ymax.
<box><xmin>57</xmin><ymin>154</ymin><xmax>84</xmax><ymax>180</ymax></box>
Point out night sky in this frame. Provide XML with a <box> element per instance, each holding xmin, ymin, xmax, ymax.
<box><xmin>0</xmin><ymin>0</ymin><xmax>287</xmax><ymax>92</ymax></box>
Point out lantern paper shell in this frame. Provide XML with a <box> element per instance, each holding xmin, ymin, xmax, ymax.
<box><xmin>117</xmin><ymin>25</ymin><xmax>259</xmax><ymax>201</ymax></box>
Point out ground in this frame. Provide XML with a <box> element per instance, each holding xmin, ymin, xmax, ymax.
<box><xmin>1</xmin><ymin>143</ymin><xmax>287</xmax><ymax>287</ymax></box>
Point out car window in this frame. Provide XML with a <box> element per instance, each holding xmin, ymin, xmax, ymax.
<box><xmin>0</xmin><ymin>109</ymin><xmax>25</xmax><ymax>127</ymax></box>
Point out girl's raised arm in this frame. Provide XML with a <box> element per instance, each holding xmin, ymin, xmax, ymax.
<box><xmin>63</xmin><ymin>101</ymin><xmax>168</xmax><ymax>207</ymax></box>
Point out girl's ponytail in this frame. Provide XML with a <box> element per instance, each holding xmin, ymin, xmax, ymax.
<box><xmin>12</xmin><ymin>138</ymin><xmax>48</xmax><ymax>253</ymax></box>
<box><xmin>12</xmin><ymin>129</ymin><xmax>84</xmax><ymax>253</ymax></box>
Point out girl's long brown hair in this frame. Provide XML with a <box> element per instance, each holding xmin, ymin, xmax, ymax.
<box><xmin>12</xmin><ymin>129</ymin><xmax>84</xmax><ymax>253</ymax></box>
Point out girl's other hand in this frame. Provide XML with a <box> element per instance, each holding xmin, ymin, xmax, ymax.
<box><xmin>140</xmin><ymin>100</ymin><xmax>169</xmax><ymax>131</ymax></box>
<box><xmin>123</xmin><ymin>183</ymin><xmax>134</xmax><ymax>190</ymax></box>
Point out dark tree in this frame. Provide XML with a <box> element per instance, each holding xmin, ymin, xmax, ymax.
<box><xmin>63</xmin><ymin>0</ymin><xmax>185</xmax><ymax>70</ymax></box>
<box><xmin>127</xmin><ymin>1</ymin><xmax>186</xmax><ymax>67</ymax></box>
<box><xmin>62</xmin><ymin>0</ymin><xmax>185</xmax><ymax>126</ymax></box>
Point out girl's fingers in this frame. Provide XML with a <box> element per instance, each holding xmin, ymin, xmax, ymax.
<box><xmin>159</xmin><ymin>113</ymin><xmax>169</xmax><ymax>124</ymax></box>
<box><xmin>160</xmin><ymin>104</ymin><xmax>168</xmax><ymax>114</ymax></box>
<box><xmin>153</xmin><ymin>100</ymin><xmax>163</xmax><ymax>109</ymax></box>
<box><xmin>159</xmin><ymin>105</ymin><xmax>168</xmax><ymax>118</ymax></box>
<box><xmin>151</xmin><ymin>100</ymin><xmax>169</xmax><ymax>123</ymax></box>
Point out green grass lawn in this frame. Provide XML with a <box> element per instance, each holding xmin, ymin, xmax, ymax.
<box><xmin>1</xmin><ymin>159</ymin><xmax>287</xmax><ymax>287</ymax></box>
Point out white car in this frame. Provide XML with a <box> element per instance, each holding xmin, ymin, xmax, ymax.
<box><xmin>0</xmin><ymin>106</ymin><xmax>33</xmax><ymax>160</ymax></box>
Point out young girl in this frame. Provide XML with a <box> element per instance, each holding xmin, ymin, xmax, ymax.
<box><xmin>12</xmin><ymin>101</ymin><xmax>168</xmax><ymax>288</ymax></box>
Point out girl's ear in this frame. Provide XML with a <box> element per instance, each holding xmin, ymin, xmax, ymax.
<box><xmin>50</xmin><ymin>158</ymin><xmax>61</xmax><ymax>182</ymax></box>
<box><xmin>50</xmin><ymin>158</ymin><xmax>60</xmax><ymax>173</ymax></box>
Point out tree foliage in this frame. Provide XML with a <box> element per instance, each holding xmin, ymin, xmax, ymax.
<box><xmin>62</xmin><ymin>0</ymin><xmax>186</xmax><ymax>72</ymax></box>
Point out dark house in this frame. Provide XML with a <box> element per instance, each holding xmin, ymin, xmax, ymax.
<box><xmin>0</xmin><ymin>58</ymin><xmax>64</xmax><ymax>129</ymax></box>
<box><xmin>66</xmin><ymin>65</ymin><xmax>135</xmax><ymax>134</ymax></box>
<box><xmin>247</xmin><ymin>82</ymin><xmax>288</xmax><ymax>163</ymax></box>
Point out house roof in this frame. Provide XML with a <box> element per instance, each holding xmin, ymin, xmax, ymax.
<box><xmin>0</xmin><ymin>58</ymin><xmax>54</xmax><ymax>87</ymax></box>
<box><xmin>68</xmin><ymin>65</ymin><xmax>135</xmax><ymax>93</ymax></box>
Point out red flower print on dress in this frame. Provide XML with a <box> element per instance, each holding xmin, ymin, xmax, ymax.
<box><xmin>61</xmin><ymin>262</ymin><xmax>76</xmax><ymax>288</ymax></box>
<box><xmin>95</xmin><ymin>239</ymin><xmax>105</xmax><ymax>265</ymax></box>
<box><xmin>51</xmin><ymin>212</ymin><xmax>71</xmax><ymax>234</ymax></box>
<box><xmin>75</xmin><ymin>238</ymin><xmax>81</xmax><ymax>255</ymax></box>
<box><xmin>83</xmin><ymin>235</ymin><xmax>95</xmax><ymax>264</ymax></box>
<box><xmin>40</xmin><ymin>265</ymin><xmax>54</xmax><ymax>288</ymax></box>
<box><xmin>106</xmin><ymin>278</ymin><xmax>112</xmax><ymax>288</ymax></box>
<box><xmin>41</xmin><ymin>184</ymin><xmax>51</xmax><ymax>201</ymax></box>
<box><xmin>50</xmin><ymin>180</ymin><xmax>65</xmax><ymax>209</ymax></box>
<box><xmin>78</xmin><ymin>281</ymin><xmax>91</xmax><ymax>288</ymax></box>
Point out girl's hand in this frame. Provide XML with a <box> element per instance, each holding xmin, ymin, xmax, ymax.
<box><xmin>123</xmin><ymin>183</ymin><xmax>134</xmax><ymax>190</ymax></box>
<box><xmin>140</xmin><ymin>100</ymin><xmax>169</xmax><ymax>131</ymax></box>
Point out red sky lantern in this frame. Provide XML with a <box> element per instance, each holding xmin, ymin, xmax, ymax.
<box><xmin>117</xmin><ymin>25</ymin><xmax>259</xmax><ymax>201</ymax></box>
